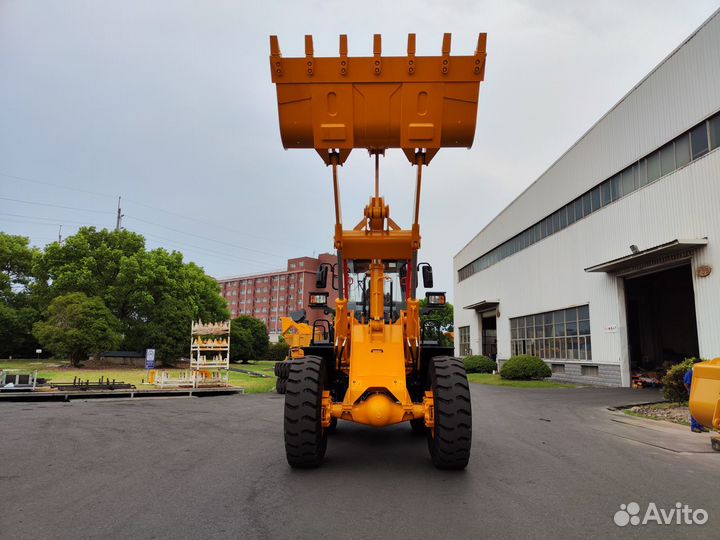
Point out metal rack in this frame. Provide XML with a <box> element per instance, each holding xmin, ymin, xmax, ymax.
<box><xmin>189</xmin><ymin>320</ymin><xmax>230</xmax><ymax>387</ymax></box>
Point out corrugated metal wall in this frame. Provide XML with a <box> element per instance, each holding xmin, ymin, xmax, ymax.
<box><xmin>455</xmin><ymin>9</ymin><xmax>720</xmax><ymax>269</ymax></box>
<box><xmin>454</xmin><ymin>11</ymin><xmax>720</xmax><ymax>386</ymax></box>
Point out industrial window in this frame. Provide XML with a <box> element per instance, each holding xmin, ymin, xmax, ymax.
<box><xmin>459</xmin><ymin>326</ymin><xmax>471</xmax><ymax>356</ymax></box>
<box><xmin>458</xmin><ymin>110</ymin><xmax>720</xmax><ymax>282</ymax></box>
<box><xmin>590</xmin><ymin>186</ymin><xmax>601</xmax><ymax>212</ymax></box>
<box><xmin>690</xmin><ymin>123</ymin><xmax>709</xmax><ymax>158</ymax></box>
<box><xmin>567</xmin><ymin>202</ymin><xmax>577</xmax><ymax>225</ymax></box>
<box><xmin>710</xmin><ymin>114</ymin><xmax>720</xmax><ymax>150</ymax></box>
<box><xmin>610</xmin><ymin>174</ymin><xmax>621</xmax><ymax>201</ymax></box>
<box><xmin>510</xmin><ymin>305</ymin><xmax>591</xmax><ymax>362</ymax></box>
<box><xmin>600</xmin><ymin>180</ymin><xmax>612</xmax><ymax>206</ymax></box>
<box><xmin>659</xmin><ymin>142</ymin><xmax>675</xmax><ymax>176</ymax></box>
<box><xmin>637</xmin><ymin>159</ymin><xmax>647</xmax><ymax>187</ymax></box>
<box><xmin>675</xmin><ymin>134</ymin><xmax>691</xmax><ymax>167</ymax></box>
<box><xmin>646</xmin><ymin>151</ymin><xmax>661</xmax><ymax>182</ymax></box>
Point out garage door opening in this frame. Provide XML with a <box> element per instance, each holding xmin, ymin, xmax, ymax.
<box><xmin>481</xmin><ymin>313</ymin><xmax>497</xmax><ymax>359</ymax></box>
<box><xmin>625</xmin><ymin>264</ymin><xmax>699</xmax><ymax>377</ymax></box>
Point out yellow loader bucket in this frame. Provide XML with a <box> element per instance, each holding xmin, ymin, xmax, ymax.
<box><xmin>689</xmin><ymin>358</ymin><xmax>720</xmax><ymax>430</ymax></box>
<box><xmin>269</xmin><ymin>33</ymin><xmax>487</xmax><ymax>165</ymax></box>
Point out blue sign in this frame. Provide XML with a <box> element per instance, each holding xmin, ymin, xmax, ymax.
<box><xmin>145</xmin><ymin>349</ymin><xmax>156</xmax><ymax>369</ymax></box>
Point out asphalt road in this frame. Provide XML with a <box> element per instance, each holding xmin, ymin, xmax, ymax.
<box><xmin>2</xmin><ymin>385</ymin><xmax>718</xmax><ymax>540</ymax></box>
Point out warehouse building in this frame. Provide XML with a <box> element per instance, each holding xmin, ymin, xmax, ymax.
<box><xmin>454</xmin><ymin>10</ymin><xmax>720</xmax><ymax>386</ymax></box>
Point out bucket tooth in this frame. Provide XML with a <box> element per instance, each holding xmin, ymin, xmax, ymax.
<box><xmin>407</xmin><ymin>33</ymin><xmax>416</xmax><ymax>74</ymax></box>
<box><xmin>373</xmin><ymin>34</ymin><xmax>382</xmax><ymax>75</ymax></box>
<box><xmin>339</xmin><ymin>34</ymin><xmax>348</xmax><ymax>76</ymax></box>
<box><xmin>304</xmin><ymin>35</ymin><xmax>314</xmax><ymax>76</ymax></box>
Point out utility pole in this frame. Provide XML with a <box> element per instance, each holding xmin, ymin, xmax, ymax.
<box><xmin>58</xmin><ymin>225</ymin><xmax>62</xmax><ymax>244</ymax></box>
<box><xmin>115</xmin><ymin>196</ymin><xmax>124</xmax><ymax>231</ymax></box>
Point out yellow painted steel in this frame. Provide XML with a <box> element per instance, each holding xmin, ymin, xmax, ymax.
<box><xmin>326</xmin><ymin>316</ymin><xmax>426</xmax><ymax>427</ymax></box>
<box><xmin>689</xmin><ymin>358</ymin><xmax>720</xmax><ymax>429</ymax></box>
<box><xmin>270</xmin><ymin>33</ymin><xmax>486</xmax><ymax>432</ymax></box>
<box><xmin>280</xmin><ymin>317</ymin><xmax>324</xmax><ymax>359</ymax></box>
<box><xmin>269</xmin><ymin>33</ymin><xmax>487</xmax><ymax>165</ymax></box>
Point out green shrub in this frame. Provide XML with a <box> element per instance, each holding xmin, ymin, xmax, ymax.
<box><xmin>266</xmin><ymin>340</ymin><xmax>290</xmax><ymax>362</ymax></box>
<box><xmin>500</xmin><ymin>355</ymin><xmax>551</xmax><ymax>380</ymax></box>
<box><xmin>661</xmin><ymin>358</ymin><xmax>701</xmax><ymax>402</ymax></box>
<box><xmin>464</xmin><ymin>355</ymin><xmax>497</xmax><ymax>374</ymax></box>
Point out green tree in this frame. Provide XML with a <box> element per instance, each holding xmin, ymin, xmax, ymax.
<box><xmin>0</xmin><ymin>232</ymin><xmax>36</xmax><ymax>298</ymax></box>
<box><xmin>230</xmin><ymin>316</ymin><xmax>269</xmax><ymax>363</ymax></box>
<box><xmin>419</xmin><ymin>298</ymin><xmax>454</xmax><ymax>346</ymax></box>
<box><xmin>33</xmin><ymin>227</ymin><xmax>229</xmax><ymax>364</ymax></box>
<box><xmin>419</xmin><ymin>298</ymin><xmax>454</xmax><ymax>330</ymax></box>
<box><xmin>33</xmin><ymin>292</ymin><xmax>122</xmax><ymax>366</ymax></box>
<box><xmin>0</xmin><ymin>232</ymin><xmax>41</xmax><ymax>357</ymax></box>
<box><xmin>32</xmin><ymin>227</ymin><xmax>146</xmax><ymax>311</ymax></box>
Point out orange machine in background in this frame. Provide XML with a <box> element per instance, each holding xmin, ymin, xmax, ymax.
<box><xmin>269</xmin><ymin>33</ymin><xmax>487</xmax><ymax>469</ymax></box>
<box><xmin>689</xmin><ymin>358</ymin><xmax>720</xmax><ymax>431</ymax></box>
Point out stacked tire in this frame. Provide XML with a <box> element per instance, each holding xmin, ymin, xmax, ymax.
<box><xmin>274</xmin><ymin>360</ymin><xmax>292</xmax><ymax>394</ymax></box>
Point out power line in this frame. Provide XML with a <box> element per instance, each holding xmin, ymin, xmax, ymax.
<box><xmin>0</xmin><ymin>211</ymin><xmax>278</xmax><ymax>266</ymax></box>
<box><xmin>0</xmin><ymin>214</ymin><xmax>277</xmax><ymax>270</ymax></box>
<box><xmin>0</xmin><ymin>212</ymin><xmax>102</xmax><ymax>225</ymax></box>
<box><xmin>0</xmin><ymin>195</ymin><xmax>285</xmax><ymax>261</ymax></box>
<box><xmin>0</xmin><ymin>196</ymin><xmax>116</xmax><ymax>216</ymax></box>
<box><xmin>122</xmin><ymin>197</ymin><xmax>307</xmax><ymax>250</ymax></box>
<box><xmin>0</xmin><ymin>169</ymin><xmax>316</xmax><ymax>251</ymax></box>
<box><xmin>125</xmin><ymin>215</ymin><xmax>286</xmax><ymax>260</ymax></box>
<box><xmin>0</xmin><ymin>171</ymin><xmax>115</xmax><ymax>200</ymax></box>
<box><xmin>140</xmin><ymin>231</ymin><xmax>281</xmax><ymax>268</ymax></box>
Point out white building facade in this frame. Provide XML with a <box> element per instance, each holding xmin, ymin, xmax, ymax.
<box><xmin>453</xmin><ymin>11</ymin><xmax>720</xmax><ymax>386</ymax></box>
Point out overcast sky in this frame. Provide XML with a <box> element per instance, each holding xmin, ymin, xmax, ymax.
<box><xmin>1</xmin><ymin>0</ymin><xmax>718</xmax><ymax>296</ymax></box>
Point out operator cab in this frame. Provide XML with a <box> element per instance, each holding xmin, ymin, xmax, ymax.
<box><xmin>346</xmin><ymin>259</ymin><xmax>407</xmax><ymax>323</ymax></box>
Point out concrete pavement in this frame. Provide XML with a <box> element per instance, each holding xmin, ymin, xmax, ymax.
<box><xmin>1</xmin><ymin>385</ymin><xmax>718</xmax><ymax>539</ymax></box>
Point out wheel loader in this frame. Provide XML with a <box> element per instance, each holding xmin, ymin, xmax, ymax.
<box><xmin>688</xmin><ymin>358</ymin><xmax>720</xmax><ymax>448</ymax></box>
<box><xmin>269</xmin><ymin>33</ymin><xmax>487</xmax><ymax>468</ymax></box>
<box><xmin>274</xmin><ymin>312</ymin><xmax>331</xmax><ymax>394</ymax></box>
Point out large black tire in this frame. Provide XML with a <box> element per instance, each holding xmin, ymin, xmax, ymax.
<box><xmin>275</xmin><ymin>361</ymin><xmax>292</xmax><ymax>378</ymax></box>
<box><xmin>284</xmin><ymin>356</ymin><xmax>327</xmax><ymax>468</ymax></box>
<box><xmin>275</xmin><ymin>377</ymin><xmax>287</xmax><ymax>394</ymax></box>
<box><xmin>427</xmin><ymin>356</ymin><xmax>472</xmax><ymax>469</ymax></box>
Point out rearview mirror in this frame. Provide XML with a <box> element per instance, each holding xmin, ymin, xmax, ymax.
<box><xmin>316</xmin><ymin>265</ymin><xmax>329</xmax><ymax>289</ymax></box>
<box><xmin>422</xmin><ymin>265</ymin><xmax>434</xmax><ymax>288</ymax></box>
